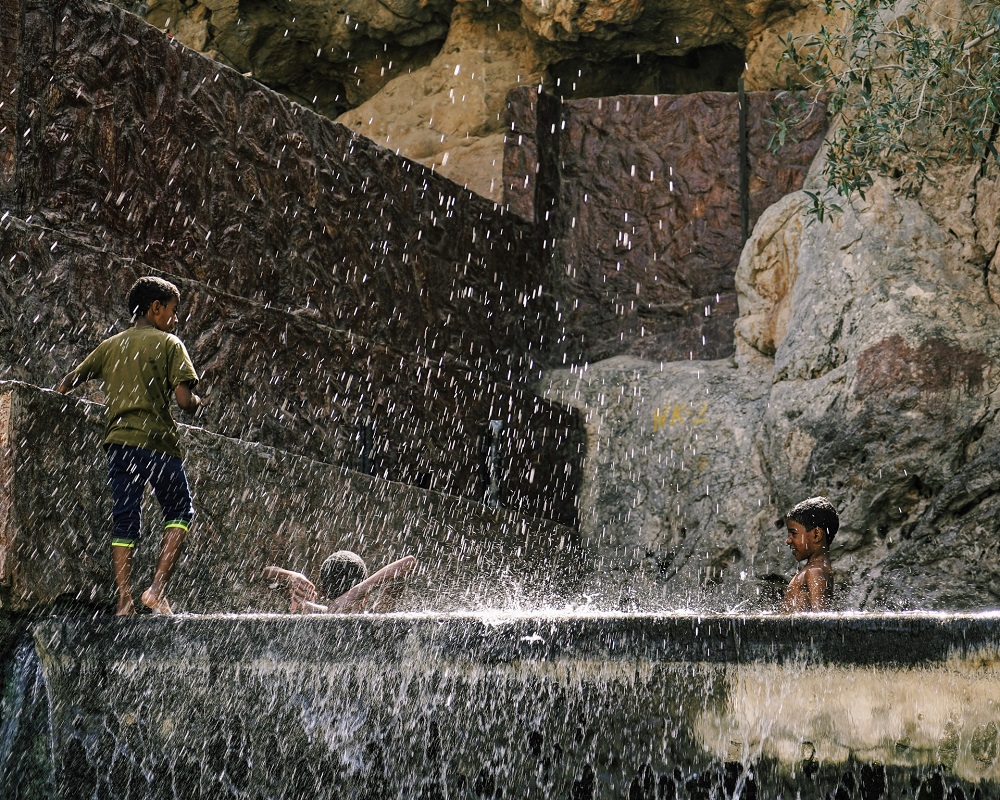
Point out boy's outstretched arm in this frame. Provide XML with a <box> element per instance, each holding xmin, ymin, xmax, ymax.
<box><xmin>55</xmin><ymin>369</ymin><xmax>85</xmax><ymax>394</ymax></box>
<box><xmin>263</xmin><ymin>565</ymin><xmax>319</xmax><ymax>612</ymax></box>
<box><xmin>174</xmin><ymin>381</ymin><xmax>202</xmax><ymax>414</ymax></box>
<box><xmin>327</xmin><ymin>555</ymin><xmax>417</xmax><ymax>613</ymax></box>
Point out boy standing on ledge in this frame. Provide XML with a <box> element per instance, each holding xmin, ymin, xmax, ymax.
<box><xmin>780</xmin><ymin>496</ymin><xmax>839</xmax><ymax>613</ymax></box>
<box><xmin>57</xmin><ymin>276</ymin><xmax>202</xmax><ymax>616</ymax></box>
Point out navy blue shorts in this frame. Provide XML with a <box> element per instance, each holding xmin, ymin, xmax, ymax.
<box><xmin>106</xmin><ymin>444</ymin><xmax>194</xmax><ymax>546</ymax></box>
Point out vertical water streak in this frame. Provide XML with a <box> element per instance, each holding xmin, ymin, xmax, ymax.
<box><xmin>0</xmin><ymin>639</ymin><xmax>55</xmax><ymax>800</ymax></box>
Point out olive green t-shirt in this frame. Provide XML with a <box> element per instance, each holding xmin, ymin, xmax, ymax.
<box><xmin>75</xmin><ymin>326</ymin><xmax>199</xmax><ymax>458</ymax></box>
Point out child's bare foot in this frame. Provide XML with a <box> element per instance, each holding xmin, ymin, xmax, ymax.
<box><xmin>116</xmin><ymin>598</ymin><xmax>135</xmax><ymax>616</ymax></box>
<box><xmin>141</xmin><ymin>588</ymin><xmax>173</xmax><ymax>616</ymax></box>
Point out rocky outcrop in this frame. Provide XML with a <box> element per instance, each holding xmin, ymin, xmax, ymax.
<box><xmin>543</xmin><ymin>165</ymin><xmax>1000</xmax><ymax>611</ymax></box>
<box><xmin>111</xmin><ymin>0</ymin><xmax>829</xmax><ymax>199</ymax></box>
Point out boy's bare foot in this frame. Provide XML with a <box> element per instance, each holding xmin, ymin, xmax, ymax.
<box><xmin>141</xmin><ymin>588</ymin><xmax>173</xmax><ymax>616</ymax></box>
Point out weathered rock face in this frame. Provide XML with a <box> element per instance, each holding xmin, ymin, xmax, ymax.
<box><xmin>108</xmin><ymin>0</ymin><xmax>828</xmax><ymax>199</ymax></box>
<box><xmin>338</xmin><ymin>3</ymin><xmax>546</xmax><ymax>200</ymax></box>
<box><xmin>2</xmin><ymin>0</ymin><xmax>539</xmax><ymax>371</ymax></box>
<box><xmin>542</xmin><ymin>355</ymin><xmax>775</xmax><ymax>610</ymax></box>
<box><xmin>543</xmin><ymin>165</ymin><xmax>1000</xmax><ymax>612</ymax></box>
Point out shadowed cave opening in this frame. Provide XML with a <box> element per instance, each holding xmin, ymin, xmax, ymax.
<box><xmin>547</xmin><ymin>44</ymin><xmax>745</xmax><ymax>99</ymax></box>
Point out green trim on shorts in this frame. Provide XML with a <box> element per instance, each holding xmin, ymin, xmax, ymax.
<box><xmin>111</xmin><ymin>538</ymin><xmax>136</xmax><ymax>548</ymax></box>
<box><xmin>164</xmin><ymin>520</ymin><xmax>190</xmax><ymax>531</ymax></box>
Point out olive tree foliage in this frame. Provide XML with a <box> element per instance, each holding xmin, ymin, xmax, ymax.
<box><xmin>770</xmin><ymin>0</ymin><xmax>1000</xmax><ymax>220</ymax></box>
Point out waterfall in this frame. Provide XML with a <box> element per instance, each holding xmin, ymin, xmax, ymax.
<box><xmin>0</xmin><ymin>639</ymin><xmax>55</xmax><ymax>799</ymax></box>
<box><xmin>3</xmin><ymin>612</ymin><xmax>1000</xmax><ymax>798</ymax></box>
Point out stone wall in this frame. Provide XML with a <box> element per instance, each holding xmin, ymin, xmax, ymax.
<box><xmin>0</xmin><ymin>216</ymin><xmax>583</xmax><ymax>522</ymax></box>
<box><xmin>0</xmin><ymin>0</ymin><xmax>585</xmax><ymax>525</ymax></box>
<box><xmin>505</xmin><ymin>87</ymin><xmax>827</xmax><ymax>365</ymax></box>
<box><xmin>1</xmin><ymin>0</ymin><xmax>542</xmax><ymax>374</ymax></box>
<box><xmin>0</xmin><ymin>382</ymin><xmax>582</xmax><ymax>613</ymax></box>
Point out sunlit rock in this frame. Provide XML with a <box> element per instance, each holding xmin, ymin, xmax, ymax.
<box><xmin>337</xmin><ymin>3</ymin><xmax>545</xmax><ymax>200</ymax></box>
<box><xmin>519</xmin><ymin>0</ymin><xmax>645</xmax><ymax>42</ymax></box>
<box><xmin>108</xmin><ymin>0</ymin><xmax>831</xmax><ymax>198</ymax></box>
<box><xmin>734</xmin><ymin>192</ymin><xmax>808</xmax><ymax>361</ymax></box>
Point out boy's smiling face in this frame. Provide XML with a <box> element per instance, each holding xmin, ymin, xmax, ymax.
<box><xmin>785</xmin><ymin>520</ymin><xmax>822</xmax><ymax>562</ymax></box>
<box><xmin>148</xmin><ymin>298</ymin><xmax>179</xmax><ymax>333</ymax></box>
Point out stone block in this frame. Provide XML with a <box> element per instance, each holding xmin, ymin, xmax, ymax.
<box><xmin>0</xmin><ymin>381</ymin><xmax>583</xmax><ymax>612</ymax></box>
<box><xmin>2</xmin><ymin>0</ymin><xmax>550</xmax><ymax>377</ymax></box>
<box><xmin>1</xmin><ymin>214</ymin><xmax>584</xmax><ymax>525</ymax></box>
<box><xmin>504</xmin><ymin>88</ymin><xmax>826</xmax><ymax>365</ymax></box>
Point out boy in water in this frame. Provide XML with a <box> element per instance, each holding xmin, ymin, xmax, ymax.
<box><xmin>57</xmin><ymin>276</ymin><xmax>202</xmax><ymax>616</ymax></box>
<box><xmin>780</xmin><ymin>496</ymin><xmax>839</xmax><ymax>613</ymax></box>
<box><xmin>264</xmin><ymin>551</ymin><xmax>417</xmax><ymax>613</ymax></box>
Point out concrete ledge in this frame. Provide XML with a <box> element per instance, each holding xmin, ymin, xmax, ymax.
<box><xmin>8</xmin><ymin>612</ymin><xmax>1000</xmax><ymax>797</ymax></box>
<box><xmin>0</xmin><ymin>381</ymin><xmax>582</xmax><ymax>612</ymax></box>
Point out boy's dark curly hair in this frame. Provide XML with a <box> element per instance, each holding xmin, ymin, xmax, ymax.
<box><xmin>319</xmin><ymin>551</ymin><xmax>369</xmax><ymax>599</ymax></box>
<box><xmin>127</xmin><ymin>276</ymin><xmax>181</xmax><ymax>319</ymax></box>
<box><xmin>784</xmin><ymin>496</ymin><xmax>840</xmax><ymax>544</ymax></box>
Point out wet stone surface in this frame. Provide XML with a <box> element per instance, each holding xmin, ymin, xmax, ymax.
<box><xmin>0</xmin><ymin>382</ymin><xmax>583</xmax><ymax>613</ymax></box>
<box><xmin>4</xmin><ymin>613</ymin><xmax>1000</xmax><ymax>799</ymax></box>
<box><xmin>0</xmin><ymin>0</ymin><xmax>586</xmax><ymax>523</ymax></box>
<box><xmin>505</xmin><ymin>87</ymin><xmax>827</xmax><ymax>365</ymax></box>
<box><xmin>0</xmin><ymin>218</ymin><xmax>583</xmax><ymax>524</ymax></box>
<box><xmin>3</xmin><ymin>0</ymin><xmax>547</xmax><ymax>375</ymax></box>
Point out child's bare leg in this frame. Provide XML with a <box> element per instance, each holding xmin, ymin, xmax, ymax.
<box><xmin>111</xmin><ymin>542</ymin><xmax>136</xmax><ymax>616</ymax></box>
<box><xmin>141</xmin><ymin>523</ymin><xmax>187</xmax><ymax>615</ymax></box>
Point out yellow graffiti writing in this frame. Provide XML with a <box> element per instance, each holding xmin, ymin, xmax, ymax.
<box><xmin>652</xmin><ymin>402</ymin><xmax>709</xmax><ymax>431</ymax></box>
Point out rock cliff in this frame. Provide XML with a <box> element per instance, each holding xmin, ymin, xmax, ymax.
<box><xmin>115</xmin><ymin>0</ymin><xmax>821</xmax><ymax>199</ymax></box>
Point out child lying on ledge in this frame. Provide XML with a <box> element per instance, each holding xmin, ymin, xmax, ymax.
<box><xmin>264</xmin><ymin>551</ymin><xmax>417</xmax><ymax>613</ymax></box>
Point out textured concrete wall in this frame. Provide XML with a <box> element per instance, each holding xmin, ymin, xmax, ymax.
<box><xmin>0</xmin><ymin>216</ymin><xmax>583</xmax><ymax>522</ymax></box>
<box><xmin>0</xmin><ymin>382</ymin><xmax>582</xmax><ymax>613</ymax></box>
<box><xmin>4</xmin><ymin>0</ymin><xmax>541</xmax><ymax>371</ymax></box>
<box><xmin>504</xmin><ymin>88</ymin><xmax>827</xmax><ymax>364</ymax></box>
<box><xmin>8</xmin><ymin>612</ymin><xmax>1000</xmax><ymax>798</ymax></box>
